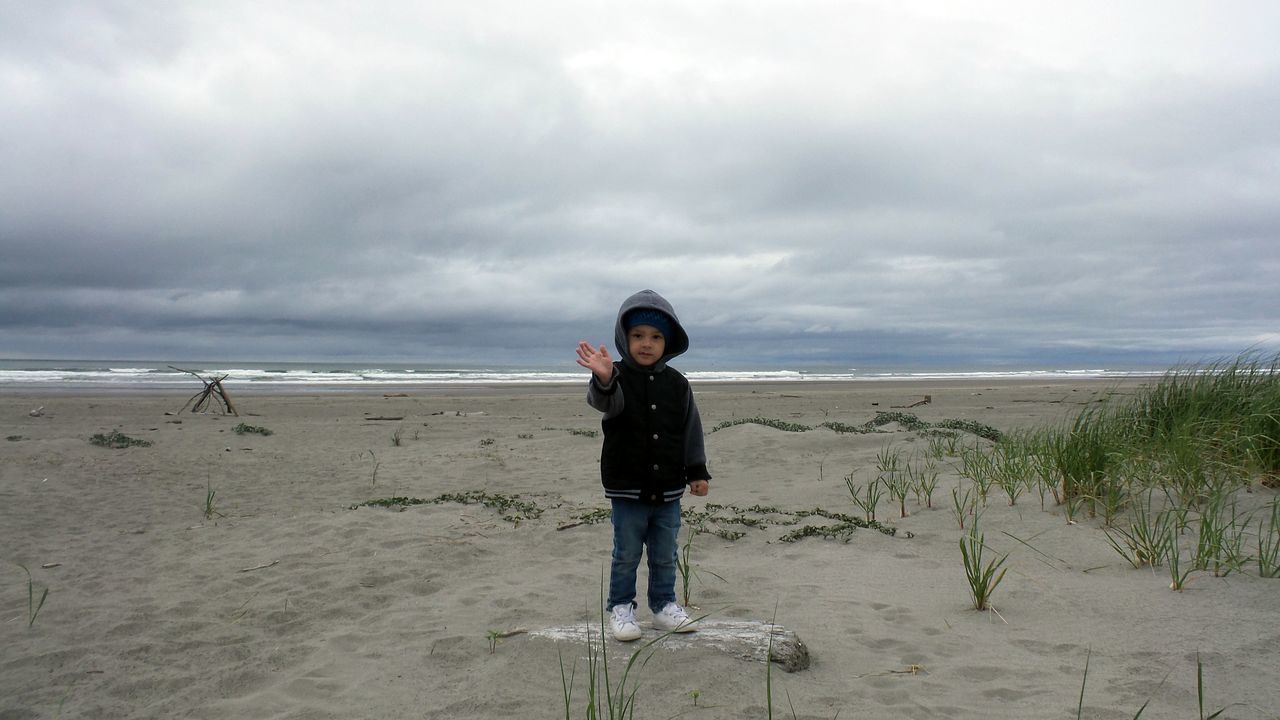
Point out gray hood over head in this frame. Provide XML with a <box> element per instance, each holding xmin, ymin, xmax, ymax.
<box><xmin>613</xmin><ymin>289</ymin><xmax>690</xmax><ymax>371</ymax></box>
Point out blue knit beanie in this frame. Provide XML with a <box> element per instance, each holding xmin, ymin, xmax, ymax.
<box><xmin>624</xmin><ymin>309</ymin><xmax>673</xmax><ymax>337</ymax></box>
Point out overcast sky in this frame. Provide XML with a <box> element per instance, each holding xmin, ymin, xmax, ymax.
<box><xmin>3</xmin><ymin>1</ymin><xmax>1278</xmax><ymax>369</ymax></box>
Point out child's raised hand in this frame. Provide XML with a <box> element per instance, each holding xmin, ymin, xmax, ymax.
<box><xmin>576</xmin><ymin>341</ymin><xmax>614</xmax><ymax>383</ymax></box>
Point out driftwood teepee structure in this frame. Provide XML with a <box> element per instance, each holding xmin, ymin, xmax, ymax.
<box><xmin>172</xmin><ymin>366</ymin><xmax>239</xmax><ymax>416</ymax></box>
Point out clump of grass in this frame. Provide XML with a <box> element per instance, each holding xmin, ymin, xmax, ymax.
<box><xmin>1167</xmin><ymin>528</ymin><xmax>1194</xmax><ymax>591</ymax></box>
<box><xmin>89</xmin><ymin>430</ymin><xmax>152</xmax><ymax>448</ymax></box>
<box><xmin>959</xmin><ymin>521</ymin><xmax>1008</xmax><ymax>611</ymax></box>
<box><xmin>931</xmin><ymin>431</ymin><xmax>963</xmax><ymax>456</ymax></box>
<box><xmin>876</xmin><ymin>445</ymin><xmax>912</xmax><ymax>518</ymax></box>
<box><xmin>559</xmin><ymin>578</ymin><xmax>705</xmax><ymax>719</ymax></box>
<box><xmin>950</xmin><ymin>483</ymin><xmax>980</xmax><ymax>530</ymax></box>
<box><xmin>958</xmin><ymin>442</ymin><xmax>997</xmax><ymax>505</ymax></box>
<box><xmin>1103</xmin><ymin>491</ymin><xmax>1174</xmax><ymax>569</ymax></box>
<box><xmin>906</xmin><ymin>452</ymin><xmax>940</xmax><ymax>509</ymax></box>
<box><xmin>845</xmin><ymin>473</ymin><xmax>883</xmax><ymax>523</ymax></box>
<box><xmin>203</xmin><ymin>481</ymin><xmax>225</xmax><ymax>520</ymax></box>
<box><xmin>16</xmin><ymin>563</ymin><xmax>49</xmax><ymax>628</ymax></box>
<box><xmin>675</xmin><ymin>525</ymin><xmax>726</xmax><ymax>607</ymax></box>
<box><xmin>1257</xmin><ymin>499</ymin><xmax>1280</xmax><ymax>577</ymax></box>
<box><xmin>232</xmin><ymin>422</ymin><xmax>273</xmax><ymax>436</ymax></box>
<box><xmin>959</xmin><ymin>353</ymin><xmax>1280</xmax><ymax>579</ymax></box>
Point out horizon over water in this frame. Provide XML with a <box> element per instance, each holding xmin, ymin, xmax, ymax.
<box><xmin>0</xmin><ymin>357</ymin><xmax>1170</xmax><ymax>392</ymax></box>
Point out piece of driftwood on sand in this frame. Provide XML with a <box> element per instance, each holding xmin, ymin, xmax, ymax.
<box><xmin>171</xmin><ymin>366</ymin><xmax>239</xmax><ymax>416</ymax></box>
<box><xmin>531</xmin><ymin>619</ymin><xmax>810</xmax><ymax>672</ymax></box>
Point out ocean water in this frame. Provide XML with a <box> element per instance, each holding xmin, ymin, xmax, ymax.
<box><xmin>0</xmin><ymin>358</ymin><xmax>1166</xmax><ymax>392</ymax></box>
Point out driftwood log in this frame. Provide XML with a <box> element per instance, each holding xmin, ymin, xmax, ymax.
<box><xmin>172</xmin><ymin>366</ymin><xmax>239</xmax><ymax>416</ymax></box>
<box><xmin>530</xmin><ymin>619</ymin><xmax>810</xmax><ymax>672</ymax></box>
<box><xmin>891</xmin><ymin>394</ymin><xmax>931</xmax><ymax>409</ymax></box>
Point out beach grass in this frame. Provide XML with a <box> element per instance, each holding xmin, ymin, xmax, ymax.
<box><xmin>559</xmin><ymin>577</ymin><xmax>712</xmax><ymax>719</ymax></box>
<box><xmin>959</xmin><ymin>521</ymin><xmax>1007</xmax><ymax>611</ymax></box>
<box><xmin>972</xmin><ymin>352</ymin><xmax>1280</xmax><ymax>579</ymax></box>
<box><xmin>203</xmin><ymin>481</ymin><xmax>224</xmax><ymax>521</ymax></box>
<box><xmin>845</xmin><ymin>474</ymin><xmax>883</xmax><ymax>523</ymax></box>
<box><xmin>16</xmin><ymin>563</ymin><xmax>49</xmax><ymax>628</ymax></box>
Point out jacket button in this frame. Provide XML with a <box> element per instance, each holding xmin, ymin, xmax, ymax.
<box><xmin>653</xmin><ymin>464</ymin><xmax>660</xmax><ymax>471</ymax></box>
<box><xmin>652</xmin><ymin>433</ymin><xmax>659</xmax><ymax>440</ymax></box>
<box><xmin>649</xmin><ymin>375</ymin><xmax>655</xmax><ymax>381</ymax></box>
<box><xmin>650</xmin><ymin>404</ymin><xmax>657</xmax><ymax>410</ymax></box>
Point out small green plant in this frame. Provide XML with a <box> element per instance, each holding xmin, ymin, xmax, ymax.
<box><xmin>1102</xmin><ymin>492</ymin><xmax>1174</xmax><ymax>569</ymax></box>
<box><xmin>17</xmin><ymin>563</ymin><xmax>49</xmax><ymax>628</ymax></box>
<box><xmin>993</xmin><ymin>443</ymin><xmax>1031</xmax><ymax>506</ymax></box>
<box><xmin>364</xmin><ymin>449</ymin><xmax>380</xmax><ymax>486</ymax></box>
<box><xmin>959</xmin><ymin>522</ymin><xmax>1008</xmax><ymax>611</ymax></box>
<box><xmin>89</xmin><ymin>430</ymin><xmax>152</xmax><ymax>448</ymax></box>
<box><xmin>203</xmin><ymin>481</ymin><xmax>224</xmax><ymax>520</ymax></box>
<box><xmin>1167</xmin><ymin>528</ymin><xmax>1194</xmax><ymax>591</ymax></box>
<box><xmin>558</xmin><ymin>575</ymin><xmax>706</xmax><ymax>719</ymax></box>
<box><xmin>232</xmin><ymin>423</ymin><xmax>273</xmax><ymax>436</ymax></box>
<box><xmin>927</xmin><ymin>433</ymin><xmax>959</xmax><ymax>459</ymax></box>
<box><xmin>486</xmin><ymin>629</ymin><xmax>501</xmax><ymax>654</ymax></box>
<box><xmin>480</xmin><ymin>437</ymin><xmax>495</xmax><ymax>447</ymax></box>
<box><xmin>844</xmin><ymin>474</ymin><xmax>883</xmax><ymax>523</ymax></box>
<box><xmin>906</xmin><ymin>453</ymin><xmax>940</xmax><ymax>509</ymax></box>
<box><xmin>391</xmin><ymin>426</ymin><xmax>404</xmax><ymax>446</ymax></box>
<box><xmin>675</xmin><ymin>526</ymin><xmax>715</xmax><ymax>607</ymax></box>
<box><xmin>876</xmin><ymin>445</ymin><xmax>912</xmax><ymax>518</ymax></box>
<box><xmin>957</xmin><ymin>442</ymin><xmax>995</xmax><ymax>504</ymax></box>
<box><xmin>950</xmin><ymin>483</ymin><xmax>980</xmax><ymax>530</ymax></box>
<box><xmin>1194</xmin><ymin>652</ymin><xmax>1232</xmax><ymax>720</ymax></box>
<box><xmin>1257</xmin><ymin>499</ymin><xmax>1280</xmax><ymax>577</ymax></box>
<box><xmin>1192</xmin><ymin>491</ymin><xmax>1230</xmax><ymax>573</ymax></box>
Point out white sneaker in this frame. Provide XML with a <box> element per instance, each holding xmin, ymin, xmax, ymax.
<box><xmin>609</xmin><ymin>602</ymin><xmax>642</xmax><ymax>642</ymax></box>
<box><xmin>653</xmin><ymin>602</ymin><xmax>697</xmax><ymax>633</ymax></box>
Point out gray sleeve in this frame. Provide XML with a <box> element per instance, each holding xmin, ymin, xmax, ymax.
<box><xmin>683</xmin><ymin>389</ymin><xmax>711</xmax><ymax>481</ymax></box>
<box><xmin>585</xmin><ymin>368</ymin><xmax>625</xmax><ymax>420</ymax></box>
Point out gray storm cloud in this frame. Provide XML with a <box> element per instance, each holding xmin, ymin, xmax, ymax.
<box><xmin>2</xmin><ymin>1</ymin><xmax>1278</xmax><ymax>366</ymax></box>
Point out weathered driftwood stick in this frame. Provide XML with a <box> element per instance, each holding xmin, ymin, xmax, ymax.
<box><xmin>212</xmin><ymin>378</ymin><xmax>238</xmax><ymax>416</ymax></box>
<box><xmin>891</xmin><ymin>395</ymin><xmax>932</xmax><ymax>409</ymax></box>
<box><xmin>171</xmin><ymin>366</ymin><xmax>238</xmax><ymax>416</ymax></box>
<box><xmin>531</xmin><ymin>619</ymin><xmax>810</xmax><ymax>672</ymax></box>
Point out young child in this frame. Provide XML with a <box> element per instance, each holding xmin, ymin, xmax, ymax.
<box><xmin>575</xmin><ymin>289</ymin><xmax>711</xmax><ymax>641</ymax></box>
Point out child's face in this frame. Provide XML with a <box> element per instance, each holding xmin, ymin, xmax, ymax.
<box><xmin>627</xmin><ymin>325</ymin><xmax>666</xmax><ymax>367</ymax></box>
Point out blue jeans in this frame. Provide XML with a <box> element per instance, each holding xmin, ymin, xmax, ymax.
<box><xmin>608</xmin><ymin>498</ymin><xmax>681</xmax><ymax>613</ymax></box>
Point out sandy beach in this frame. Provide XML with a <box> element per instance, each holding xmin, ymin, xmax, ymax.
<box><xmin>2</xmin><ymin>378</ymin><xmax>1277</xmax><ymax>719</ymax></box>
